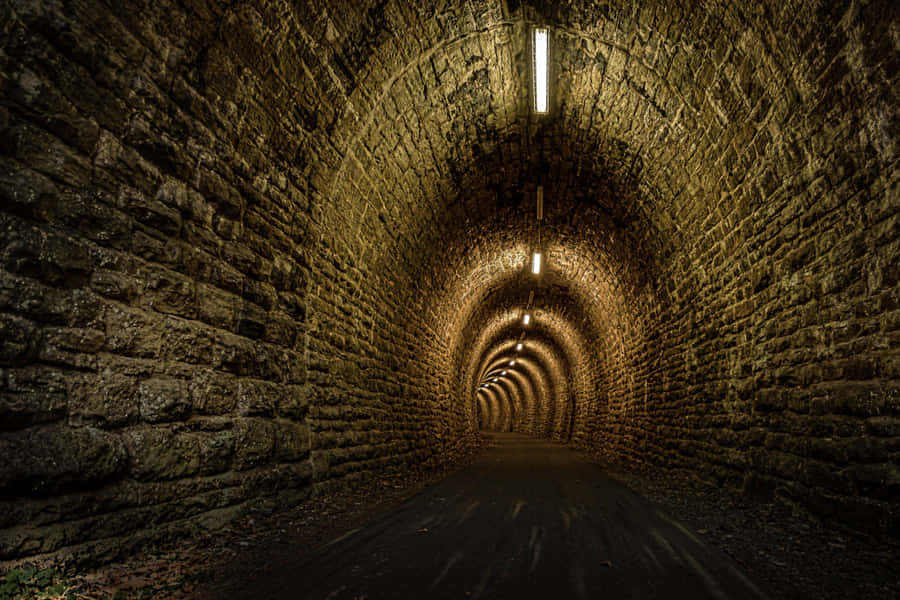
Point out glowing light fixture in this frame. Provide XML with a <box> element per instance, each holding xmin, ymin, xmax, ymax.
<box><xmin>516</xmin><ymin>343</ymin><xmax>523</xmax><ymax>351</ymax></box>
<box><xmin>533</xmin><ymin>28</ymin><xmax>549</xmax><ymax>113</ymax></box>
<box><xmin>493</xmin><ymin>377</ymin><xmax>499</xmax><ymax>382</ymax></box>
<box><xmin>501</xmin><ymin>370</ymin><xmax>507</xmax><ymax>376</ymax></box>
<box><xmin>532</xmin><ymin>252</ymin><xmax>542</xmax><ymax>275</ymax></box>
<box><xmin>510</xmin><ymin>360</ymin><xmax>516</xmax><ymax>366</ymax></box>
<box><xmin>523</xmin><ymin>313</ymin><xmax>531</xmax><ymax>326</ymax></box>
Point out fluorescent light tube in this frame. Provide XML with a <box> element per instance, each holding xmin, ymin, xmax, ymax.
<box><xmin>534</xmin><ymin>28</ymin><xmax>548</xmax><ymax>113</ymax></box>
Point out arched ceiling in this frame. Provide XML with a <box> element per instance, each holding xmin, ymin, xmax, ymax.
<box><xmin>1</xmin><ymin>0</ymin><xmax>896</xmax><ymax>562</ymax></box>
<box><xmin>144</xmin><ymin>0</ymin><xmax>896</xmax><ymax>432</ymax></box>
<box><xmin>239</xmin><ymin>0</ymin><xmax>892</xmax><ymax>434</ymax></box>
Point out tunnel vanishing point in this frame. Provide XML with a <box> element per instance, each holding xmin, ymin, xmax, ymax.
<box><xmin>0</xmin><ymin>0</ymin><xmax>898</xmax><ymax>570</ymax></box>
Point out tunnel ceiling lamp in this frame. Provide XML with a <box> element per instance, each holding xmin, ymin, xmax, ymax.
<box><xmin>523</xmin><ymin>313</ymin><xmax>531</xmax><ymax>326</ymax></box>
<box><xmin>501</xmin><ymin>370</ymin><xmax>507</xmax><ymax>375</ymax></box>
<box><xmin>536</xmin><ymin>185</ymin><xmax>544</xmax><ymax>220</ymax></box>
<box><xmin>533</xmin><ymin>186</ymin><xmax>543</xmax><ymax>274</ymax></box>
<box><xmin>533</xmin><ymin>28</ymin><xmax>549</xmax><ymax>113</ymax></box>
<box><xmin>516</xmin><ymin>343</ymin><xmax>523</xmax><ymax>352</ymax></box>
<box><xmin>493</xmin><ymin>378</ymin><xmax>499</xmax><ymax>382</ymax></box>
<box><xmin>510</xmin><ymin>360</ymin><xmax>516</xmax><ymax>366</ymax></box>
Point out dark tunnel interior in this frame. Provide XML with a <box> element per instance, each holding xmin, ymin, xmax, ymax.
<box><xmin>0</xmin><ymin>0</ymin><xmax>897</xmax><ymax>597</ymax></box>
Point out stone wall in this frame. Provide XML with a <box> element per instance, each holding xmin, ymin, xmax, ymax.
<box><xmin>436</xmin><ymin>1</ymin><xmax>899</xmax><ymax>533</ymax></box>
<box><xmin>0</xmin><ymin>0</ymin><xmax>475</xmax><ymax>566</ymax></box>
<box><xmin>548</xmin><ymin>0</ymin><xmax>900</xmax><ymax>533</ymax></box>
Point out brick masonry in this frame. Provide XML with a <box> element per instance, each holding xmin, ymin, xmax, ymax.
<box><xmin>0</xmin><ymin>0</ymin><xmax>897</xmax><ymax>565</ymax></box>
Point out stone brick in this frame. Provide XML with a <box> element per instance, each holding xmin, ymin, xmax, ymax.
<box><xmin>68</xmin><ymin>372</ymin><xmax>139</xmax><ymax>428</ymax></box>
<box><xmin>233</xmin><ymin>418</ymin><xmax>276</xmax><ymax>470</ymax></box>
<box><xmin>0</xmin><ymin>314</ymin><xmax>40</xmax><ymax>366</ymax></box>
<box><xmin>124</xmin><ymin>426</ymin><xmax>234</xmax><ymax>481</ymax></box>
<box><xmin>273</xmin><ymin>419</ymin><xmax>311</xmax><ymax>462</ymax></box>
<box><xmin>138</xmin><ymin>377</ymin><xmax>191</xmax><ymax>423</ymax></box>
<box><xmin>0</xmin><ymin>425</ymin><xmax>126</xmax><ymax>495</ymax></box>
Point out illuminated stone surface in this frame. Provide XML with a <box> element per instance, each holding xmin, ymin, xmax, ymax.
<box><xmin>0</xmin><ymin>0</ymin><xmax>897</xmax><ymax>564</ymax></box>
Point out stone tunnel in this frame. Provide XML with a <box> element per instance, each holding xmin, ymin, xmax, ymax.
<box><xmin>0</xmin><ymin>0</ymin><xmax>898</xmax><ymax>597</ymax></box>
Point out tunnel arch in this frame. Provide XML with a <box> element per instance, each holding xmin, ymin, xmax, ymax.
<box><xmin>468</xmin><ymin>313</ymin><xmax>579</xmax><ymax>440</ymax></box>
<box><xmin>0</xmin><ymin>0</ymin><xmax>896</xmax><ymax>566</ymax></box>
<box><xmin>476</xmin><ymin>345</ymin><xmax>559</xmax><ymax>434</ymax></box>
<box><xmin>479</xmin><ymin>355</ymin><xmax>543</xmax><ymax>434</ymax></box>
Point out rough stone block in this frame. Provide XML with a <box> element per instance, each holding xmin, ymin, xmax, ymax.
<box><xmin>190</xmin><ymin>370</ymin><xmax>238</xmax><ymax>416</ymax></box>
<box><xmin>0</xmin><ymin>390</ymin><xmax>67</xmax><ymax>431</ymax></box>
<box><xmin>124</xmin><ymin>426</ymin><xmax>234</xmax><ymax>481</ymax></box>
<box><xmin>68</xmin><ymin>371</ymin><xmax>139</xmax><ymax>428</ymax></box>
<box><xmin>273</xmin><ymin>419</ymin><xmax>311</xmax><ymax>462</ymax></box>
<box><xmin>233</xmin><ymin>418</ymin><xmax>276</xmax><ymax>470</ymax></box>
<box><xmin>105</xmin><ymin>305</ymin><xmax>162</xmax><ymax>358</ymax></box>
<box><xmin>0</xmin><ymin>425</ymin><xmax>126</xmax><ymax>495</ymax></box>
<box><xmin>0</xmin><ymin>314</ymin><xmax>40</xmax><ymax>366</ymax></box>
<box><xmin>139</xmin><ymin>377</ymin><xmax>191</xmax><ymax>423</ymax></box>
<box><xmin>0</xmin><ymin>217</ymin><xmax>92</xmax><ymax>288</ymax></box>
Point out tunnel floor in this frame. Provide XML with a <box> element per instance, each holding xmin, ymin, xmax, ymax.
<box><xmin>218</xmin><ymin>433</ymin><xmax>768</xmax><ymax>600</ymax></box>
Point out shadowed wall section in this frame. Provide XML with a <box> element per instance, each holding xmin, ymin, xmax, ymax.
<box><xmin>0</xmin><ymin>0</ymin><xmax>897</xmax><ymax>566</ymax></box>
